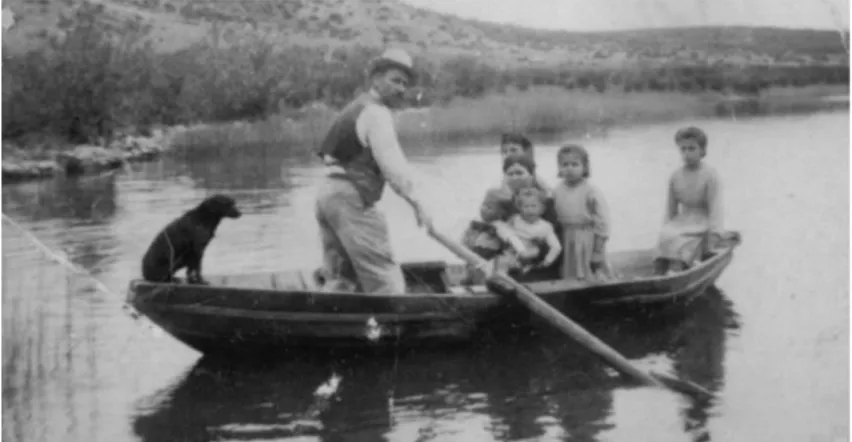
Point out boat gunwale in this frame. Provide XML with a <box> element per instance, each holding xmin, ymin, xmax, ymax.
<box><xmin>128</xmin><ymin>239</ymin><xmax>740</xmax><ymax>303</ymax></box>
<box><xmin>144</xmin><ymin>304</ymin><xmax>468</xmax><ymax>322</ymax></box>
<box><xmin>589</xmin><ymin>250</ymin><xmax>733</xmax><ymax>305</ymax></box>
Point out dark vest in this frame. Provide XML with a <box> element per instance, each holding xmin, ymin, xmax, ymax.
<box><xmin>315</xmin><ymin>93</ymin><xmax>386</xmax><ymax>207</ymax></box>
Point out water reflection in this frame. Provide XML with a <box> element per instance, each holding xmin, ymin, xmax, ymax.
<box><xmin>2</xmin><ymin>173</ymin><xmax>124</xmax><ymax>279</ymax></box>
<box><xmin>2</xmin><ymin>111</ymin><xmax>846</xmax><ymax>442</ymax></box>
<box><xmin>2</xmin><ymin>172</ymin><xmax>118</xmax><ymax>223</ymax></box>
<box><xmin>2</xmin><ymin>222</ymin><xmax>106</xmax><ymax>442</ymax></box>
<box><xmin>132</xmin><ymin>356</ymin><xmax>394</xmax><ymax>441</ymax></box>
<box><xmin>131</xmin><ymin>289</ymin><xmax>736</xmax><ymax>442</ymax></box>
<box><xmin>171</xmin><ymin>144</ymin><xmax>306</xmax><ymax>192</ymax></box>
<box><xmin>582</xmin><ymin>289</ymin><xmax>739</xmax><ymax>442</ymax></box>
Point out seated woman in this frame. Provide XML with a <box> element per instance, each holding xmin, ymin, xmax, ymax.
<box><xmin>498</xmin><ymin>132</ymin><xmax>553</xmax><ymax>193</ymax></box>
<box><xmin>655</xmin><ymin>126</ymin><xmax>724</xmax><ymax>275</ymax></box>
<box><xmin>461</xmin><ymin>155</ymin><xmax>562</xmax><ymax>280</ymax></box>
<box><xmin>497</xmin><ymin>132</ymin><xmax>560</xmax><ymax>240</ymax></box>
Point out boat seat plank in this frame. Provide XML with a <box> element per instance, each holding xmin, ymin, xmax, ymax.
<box><xmin>214</xmin><ymin>273</ymin><xmax>274</xmax><ymax>290</ymax></box>
<box><xmin>205</xmin><ymin>275</ymin><xmax>229</xmax><ymax>286</ymax></box>
<box><xmin>447</xmin><ymin>285</ymin><xmax>489</xmax><ymax>295</ymax></box>
<box><xmin>271</xmin><ymin>271</ymin><xmax>318</xmax><ymax>291</ymax></box>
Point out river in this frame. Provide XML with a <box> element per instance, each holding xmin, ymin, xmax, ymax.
<box><xmin>2</xmin><ymin>110</ymin><xmax>848</xmax><ymax>442</ymax></box>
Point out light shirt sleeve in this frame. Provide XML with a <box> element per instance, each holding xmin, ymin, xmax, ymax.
<box><xmin>494</xmin><ymin>215</ymin><xmax>526</xmax><ymax>253</ymax></box>
<box><xmin>588</xmin><ymin>184</ymin><xmax>611</xmax><ymax>239</ymax></box>
<box><xmin>356</xmin><ymin>103</ymin><xmax>419</xmax><ymax>205</ymax></box>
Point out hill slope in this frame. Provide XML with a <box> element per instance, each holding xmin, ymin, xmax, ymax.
<box><xmin>2</xmin><ymin>0</ymin><xmax>849</xmax><ymax>66</ymax></box>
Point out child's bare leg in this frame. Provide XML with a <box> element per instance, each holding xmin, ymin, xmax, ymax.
<box><xmin>594</xmin><ymin>261</ymin><xmax>615</xmax><ymax>281</ymax></box>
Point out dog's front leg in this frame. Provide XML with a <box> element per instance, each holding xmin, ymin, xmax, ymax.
<box><xmin>186</xmin><ymin>263</ymin><xmax>200</xmax><ymax>284</ymax></box>
<box><xmin>194</xmin><ymin>262</ymin><xmax>209</xmax><ymax>285</ymax></box>
<box><xmin>186</xmin><ymin>258</ymin><xmax>208</xmax><ymax>285</ymax></box>
<box><xmin>185</xmin><ymin>268</ymin><xmax>198</xmax><ymax>284</ymax></box>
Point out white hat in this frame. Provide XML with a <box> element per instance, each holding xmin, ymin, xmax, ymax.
<box><xmin>368</xmin><ymin>48</ymin><xmax>416</xmax><ymax>82</ymax></box>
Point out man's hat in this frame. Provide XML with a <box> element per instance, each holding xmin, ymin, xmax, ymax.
<box><xmin>368</xmin><ymin>48</ymin><xmax>416</xmax><ymax>83</ymax></box>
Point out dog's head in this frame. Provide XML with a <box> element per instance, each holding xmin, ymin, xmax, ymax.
<box><xmin>197</xmin><ymin>194</ymin><xmax>242</xmax><ymax>219</ymax></box>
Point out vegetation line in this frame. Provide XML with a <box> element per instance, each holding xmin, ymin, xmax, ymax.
<box><xmin>2</xmin><ymin>2</ymin><xmax>848</xmax><ymax>153</ymax></box>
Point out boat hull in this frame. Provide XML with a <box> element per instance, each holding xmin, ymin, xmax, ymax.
<box><xmin>128</xmin><ymin>235</ymin><xmax>740</xmax><ymax>356</ymax></box>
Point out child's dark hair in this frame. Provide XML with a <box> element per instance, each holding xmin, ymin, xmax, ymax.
<box><xmin>675</xmin><ymin>126</ymin><xmax>708</xmax><ymax>154</ymax></box>
<box><xmin>501</xmin><ymin>132</ymin><xmax>532</xmax><ymax>151</ymax></box>
<box><xmin>557</xmin><ymin>144</ymin><xmax>590</xmax><ymax>178</ymax></box>
<box><xmin>503</xmin><ymin>154</ymin><xmax>536</xmax><ymax>175</ymax></box>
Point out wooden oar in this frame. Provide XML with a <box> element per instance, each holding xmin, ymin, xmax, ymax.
<box><xmin>426</xmin><ymin>226</ymin><xmax>713</xmax><ymax>400</ymax></box>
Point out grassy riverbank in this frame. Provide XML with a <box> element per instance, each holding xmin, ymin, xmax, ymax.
<box><xmin>4</xmin><ymin>3</ymin><xmax>848</xmax><ymax>151</ymax></box>
<box><xmin>170</xmin><ymin>84</ymin><xmax>849</xmax><ymax>155</ymax></box>
<box><xmin>4</xmin><ymin>83</ymin><xmax>845</xmax><ymax>184</ymax></box>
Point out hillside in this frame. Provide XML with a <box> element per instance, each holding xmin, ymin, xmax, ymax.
<box><xmin>2</xmin><ymin>0</ymin><xmax>849</xmax><ymax>67</ymax></box>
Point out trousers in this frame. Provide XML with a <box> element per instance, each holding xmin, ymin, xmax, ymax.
<box><xmin>314</xmin><ymin>177</ymin><xmax>406</xmax><ymax>294</ymax></box>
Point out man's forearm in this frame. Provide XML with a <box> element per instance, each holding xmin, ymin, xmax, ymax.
<box><xmin>387</xmin><ymin>176</ymin><xmax>419</xmax><ymax>207</ymax></box>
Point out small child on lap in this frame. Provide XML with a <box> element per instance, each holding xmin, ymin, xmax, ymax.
<box><xmin>493</xmin><ymin>185</ymin><xmax>562</xmax><ymax>275</ymax></box>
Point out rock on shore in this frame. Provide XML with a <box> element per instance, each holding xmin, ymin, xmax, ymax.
<box><xmin>2</xmin><ymin>133</ymin><xmax>170</xmax><ymax>184</ymax></box>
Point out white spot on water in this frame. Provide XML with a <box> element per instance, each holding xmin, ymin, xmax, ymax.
<box><xmin>314</xmin><ymin>372</ymin><xmax>342</xmax><ymax>398</ymax></box>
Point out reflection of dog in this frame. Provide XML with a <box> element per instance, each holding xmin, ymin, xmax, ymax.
<box><xmin>141</xmin><ymin>195</ymin><xmax>242</xmax><ymax>284</ymax></box>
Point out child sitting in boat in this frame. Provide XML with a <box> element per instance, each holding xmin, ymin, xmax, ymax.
<box><xmin>551</xmin><ymin>144</ymin><xmax>614</xmax><ymax>282</ymax></box>
<box><xmin>493</xmin><ymin>185</ymin><xmax>562</xmax><ymax>275</ymax></box>
<box><xmin>654</xmin><ymin>126</ymin><xmax>724</xmax><ymax>275</ymax></box>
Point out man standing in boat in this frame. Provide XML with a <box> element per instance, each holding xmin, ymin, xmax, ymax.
<box><xmin>313</xmin><ymin>48</ymin><xmax>434</xmax><ymax>294</ymax></box>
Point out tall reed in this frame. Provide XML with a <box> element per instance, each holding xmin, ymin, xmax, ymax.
<box><xmin>168</xmin><ymin>85</ymin><xmax>847</xmax><ymax>154</ymax></box>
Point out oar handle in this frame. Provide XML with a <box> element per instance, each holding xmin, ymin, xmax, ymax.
<box><xmin>426</xmin><ymin>227</ymin><xmax>492</xmax><ymax>273</ymax></box>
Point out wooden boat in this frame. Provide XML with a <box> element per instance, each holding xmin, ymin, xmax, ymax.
<box><xmin>127</xmin><ymin>232</ymin><xmax>741</xmax><ymax>356</ymax></box>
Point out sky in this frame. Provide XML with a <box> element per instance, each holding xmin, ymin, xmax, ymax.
<box><xmin>401</xmin><ymin>0</ymin><xmax>850</xmax><ymax>32</ymax></box>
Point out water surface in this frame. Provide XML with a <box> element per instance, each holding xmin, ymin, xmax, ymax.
<box><xmin>2</xmin><ymin>111</ymin><xmax>849</xmax><ymax>442</ymax></box>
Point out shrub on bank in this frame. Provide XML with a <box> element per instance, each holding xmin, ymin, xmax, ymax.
<box><xmin>2</xmin><ymin>2</ymin><xmax>849</xmax><ymax>147</ymax></box>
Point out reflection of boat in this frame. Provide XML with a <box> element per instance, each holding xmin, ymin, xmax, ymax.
<box><xmin>130</xmin><ymin>345</ymin><xmax>604</xmax><ymax>442</ymax></box>
<box><xmin>131</xmin><ymin>290</ymin><xmax>737</xmax><ymax>442</ymax></box>
<box><xmin>126</xmin><ymin>233</ymin><xmax>741</xmax><ymax>355</ymax></box>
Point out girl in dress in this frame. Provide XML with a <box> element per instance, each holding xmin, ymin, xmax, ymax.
<box><xmin>551</xmin><ymin>144</ymin><xmax>613</xmax><ymax>281</ymax></box>
<box><xmin>655</xmin><ymin>126</ymin><xmax>723</xmax><ymax>275</ymax></box>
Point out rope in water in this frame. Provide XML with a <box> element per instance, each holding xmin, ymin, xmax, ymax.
<box><xmin>2</xmin><ymin>207</ymin><xmax>474</xmax><ymax>345</ymax></box>
<box><xmin>2</xmin><ymin>212</ymin><xmax>160</xmax><ymax>334</ymax></box>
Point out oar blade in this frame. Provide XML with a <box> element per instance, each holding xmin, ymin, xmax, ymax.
<box><xmin>650</xmin><ymin>372</ymin><xmax>715</xmax><ymax>400</ymax></box>
<box><xmin>426</xmin><ymin>226</ymin><xmax>713</xmax><ymax>401</ymax></box>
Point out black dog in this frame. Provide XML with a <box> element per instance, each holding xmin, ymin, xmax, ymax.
<box><xmin>141</xmin><ymin>194</ymin><xmax>242</xmax><ymax>284</ymax></box>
